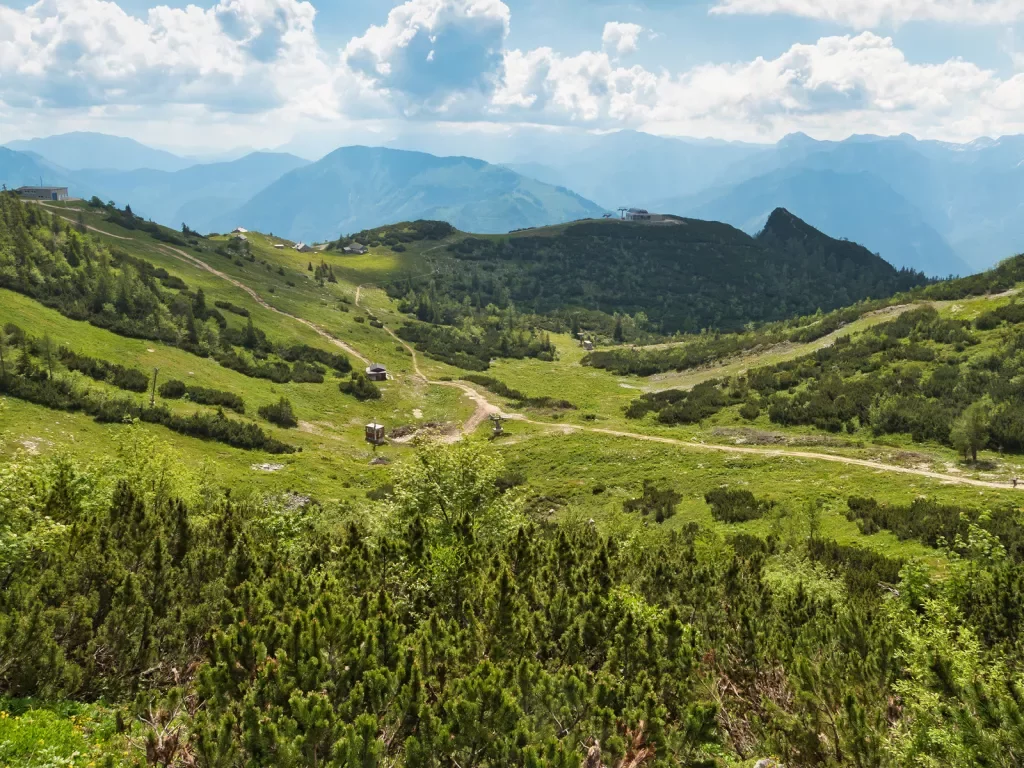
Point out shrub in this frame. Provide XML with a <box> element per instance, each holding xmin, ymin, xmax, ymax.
<box><xmin>463</xmin><ymin>374</ymin><xmax>575</xmax><ymax>410</ymax></box>
<box><xmin>705</xmin><ymin>487</ymin><xmax>774</xmax><ymax>523</ymax></box>
<box><xmin>623</xmin><ymin>480</ymin><xmax>681</xmax><ymax>523</ymax></box>
<box><xmin>258</xmin><ymin>397</ymin><xmax>298</xmax><ymax>428</ymax></box>
<box><xmin>159</xmin><ymin>379</ymin><xmax>188</xmax><ymax>398</ymax></box>
<box><xmin>339</xmin><ymin>371</ymin><xmax>382</xmax><ymax>401</ymax></box>
<box><xmin>739</xmin><ymin>400</ymin><xmax>760</xmax><ymax>420</ymax></box>
<box><xmin>59</xmin><ymin>348</ymin><xmax>150</xmax><ymax>393</ymax></box>
<box><xmin>214</xmin><ymin>300</ymin><xmax>250</xmax><ymax>317</ymax></box>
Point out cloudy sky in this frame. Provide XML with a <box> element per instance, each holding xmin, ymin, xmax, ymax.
<box><xmin>3</xmin><ymin>0</ymin><xmax>1024</xmax><ymax>155</ymax></box>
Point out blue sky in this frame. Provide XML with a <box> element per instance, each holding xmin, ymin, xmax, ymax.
<box><xmin>2</xmin><ymin>0</ymin><xmax>1024</xmax><ymax>155</ymax></box>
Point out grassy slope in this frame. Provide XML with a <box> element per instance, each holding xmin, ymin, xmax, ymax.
<box><xmin>5</xmin><ymin>200</ymin><xmax>1023</xmax><ymax>559</ymax></box>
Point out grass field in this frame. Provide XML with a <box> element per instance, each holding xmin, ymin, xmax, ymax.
<box><xmin>6</xmin><ymin>198</ymin><xmax>1023</xmax><ymax>546</ymax></box>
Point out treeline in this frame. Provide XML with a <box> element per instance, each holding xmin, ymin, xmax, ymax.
<box><xmin>57</xmin><ymin>346</ymin><xmax>150</xmax><ymax>392</ymax></box>
<box><xmin>845</xmin><ymin>495</ymin><xmax>1024</xmax><ymax>557</ymax></box>
<box><xmin>330</xmin><ymin>219</ymin><xmax>454</xmax><ymax>251</ymax></box>
<box><xmin>396</xmin><ymin>318</ymin><xmax>555</xmax><ymax>371</ymax></box>
<box><xmin>88</xmin><ymin>197</ymin><xmax>190</xmax><ymax>247</ymax></box>
<box><xmin>585</xmin><ymin>301</ymin><xmax>891</xmax><ymax>377</ymax></box>
<box><xmin>589</xmin><ymin>253</ymin><xmax>1024</xmax><ymax>378</ymax></box>
<box><xmin>0</xmin><ymin>325</ymin><xmax>292</xmax><ymax>453</ymax></box>
<box><xmin>6</xmin><ymin>443</ymin><xmax>1024</xmax><ymax>766</ymax></box>
<box><xmin>429</xmin><ymin>216</ymin><xmax>926</xmax><ymax>335</ymax></box>
<box><xmin>463</xmin><ymin>374</ymin><xmax>576</xmax><ymax>410</ymax></box>
<box><xmin>0</xmin><ymin>372</ymin><xmax>294</xmax><ymax>453</ymax></box>
<box><xmin>0</xmin><ymin>193</ymin><xmax>350</xmax><ymax>385</ymax></box>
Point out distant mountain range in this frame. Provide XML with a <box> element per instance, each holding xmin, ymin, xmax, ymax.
<box><xmin>4</xmin><ymin>132</ymin><xmax>194</xmax><ymax>172</ymax></box>
<box><xmin>667</xmin><ymin>167</ymin><xmax>969</xmax><ymax>277</ymax></box>
<box><xmin>0</xmin><ymin>137</ymin><xmax>605</xmax><ymax>241</ymax></box>
<box><xmin>507</xmin><ymin>129</ymin><xmax>1024</xmax><ymax>274</ymax></box>
<box><xmin>5</xmin><ymin>128</ymin><xmax>1024</xmax><ymax>273</ymax></box>
<box><xmin>217</xmin><ymin>146</ymin><xmax>605</xmax><ymax>242</ymax></box>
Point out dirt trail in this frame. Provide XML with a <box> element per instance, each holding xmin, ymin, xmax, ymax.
<box><xmin>155</xmin><ymin>242</ymin><xmax>369</xmax><ymax>364</ymax></box>
<box><xmin>355</xmin><ymin>279</ymin><xmax>502</xmax><ymax>437</ymax></box>
<box><xmin>504</xmin><ymin>422</ymin><xmax>1016</xmax><ymax>491</ymax></box>
<box><xmin>34</xmin><ymin>201</ymin><xmax>1022</xmax><ymax>490</ymax></box>
<box><xmin>36</xmin><ymin>202</ymin><xmax>368</xmax><ymax>365</ymax></box>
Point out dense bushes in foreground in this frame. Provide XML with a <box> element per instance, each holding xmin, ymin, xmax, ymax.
<box><xmin>4</xmin><ymin>442</ymin><xmax>1024</xmax><ymax>766</ymax></box>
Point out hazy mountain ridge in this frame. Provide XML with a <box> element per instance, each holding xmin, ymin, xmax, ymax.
<box><xmin>4</xmin><ymin>131</ymin><xmax>193</xmax><ymax>172</ymax></box>
<box><xmin>665</xmin><ymin>167</ymin><xmax>969</xmax><ymax>277</ymax></box>
<box><xmin>218</xmin><ymin>145</ymin><xmax>606</xmax><ymax>242</ymax></box>
<box><xmin>510</xmin><ymin>130</ymin><xmax>1024</xmax><ymax>273</ymax></box>
<box><xmin>72</xmin><ymin>152</ymin><xmax>310</xmax><ymax>234</ymax></box>
<box><xmin>6</xmin><ymin>128</ymin><xmax>1024</xmax><ymax>273</ymax></box>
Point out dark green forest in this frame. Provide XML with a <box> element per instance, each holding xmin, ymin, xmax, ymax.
<box><xmin>5</xmin><ymin>441</ymin><xmax>1024</xmax><ymax>766</ymax></box>
<box><xmin>398</xmin><ymin>210</ymin><xmax>925</xmax><ymax>337</ymax></box>
<box><xmin>587</xmin><ymin>250</ymin><xmax>1024</xmax><ymax>379</ymax></box>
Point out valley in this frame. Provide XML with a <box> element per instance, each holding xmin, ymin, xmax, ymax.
<box><xmin>6</xmin><ymin>191</ymin><xmax>1024</xmax><ymax>767</ymax></box>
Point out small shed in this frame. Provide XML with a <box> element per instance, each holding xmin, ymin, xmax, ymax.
<box><xmin>365</xmin><ymin>363</ymin><xmax>388</xmax><ymax>382</ymax></box>
<box><xmin>232</xmin><ymin>227</ymin><xmax>248</xmax><ymax>234</ymax></box>
<box><xmin>365</xmin><ymin>422</ymin><xmax>386</xmax><ymax>445</ymax></box>
<box><xmin>294</xmin><ymin>242</ymin><xmax>312</xmax><ymax>253</ymax></box>
<box><xmin>233</xmin><ymin>234</ymin><xmax>248</xmax><ymax>242</ymax></box>
<box><xmin>344</xmin><ymin>243</ymin><xmax>368</xmax><ymax>255</ymax></box>
<box><xmin>582</xmin><ymin>340</ymin><xmax>594</xmax><ymax>351</ymax></box>
<box><xmin>273</xmin><ymin>243</ymin><xmax>285</xmax><ymax>249</ymax></box>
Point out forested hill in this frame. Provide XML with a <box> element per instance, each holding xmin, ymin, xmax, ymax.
<box><xmin>429</xmin><ymin>212</ymin><xmax>927</xmax><ymax>333</ymax></box>
<box><xmin>757</xmin><ymin>206</ymin><xmax>892</xmax><ymax>271</ymax></box>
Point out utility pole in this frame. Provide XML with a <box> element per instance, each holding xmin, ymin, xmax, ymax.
<box><xmin>150</xmin><ymin>368</ymin><xmax>159</xmax><ymax>407</ymax></box>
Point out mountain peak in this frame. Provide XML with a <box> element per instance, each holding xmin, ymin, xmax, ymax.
<box><xmin>761</xmin><ymin>206</ymin><xmax>812</xmax><ymax>236</ymax></box>
<box><xmin>757</xmin><ymin>206</ymin><xmax>908</xmax><ymax>272</ymax></box>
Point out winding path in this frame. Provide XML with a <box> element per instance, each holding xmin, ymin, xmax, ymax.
<box><xmin>354</xmin><ymin>253</ymin><xmax>503</xmax><ymax>436</ymax></box>
<box><xmin>37</xmin><ymin>202</ymin><xmax>1022</xmax><ymax>491</ymax></box>
<box><xmin>36</xmin><ymin>202</ymin><xmax>368</xmax><ymax>364</ymax></box>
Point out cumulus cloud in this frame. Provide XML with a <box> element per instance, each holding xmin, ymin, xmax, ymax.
<box><xmin>602</xmin><ymin>22</ymin><xmax>644</xmax><ymax>56</ymax></box>
<box><xmin>496</xmin><ymin>33</ymin><xmax>991</xmax><ymax>126</ymax></box>
<box><xmin>342</xmin><ymin>0</ymin><xmax>511</xmax><ymax>112</ymax></box>
<box><xmin>4</xmin><ymin>0</ymin><xmax>1024</xmax><ymax>146</ymax></box>
<box><xmin>0</xmin><ymin>0</ymin><xmax>332</xmax><ymax>114</ymax></box>
<box><xmin>709</xmin><ymin>0</ymin><xmax>1024</xmax><ymax>27</ymax></box>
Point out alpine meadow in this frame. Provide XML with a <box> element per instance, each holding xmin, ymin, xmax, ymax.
<box><xmin>7</xmin><ymin>0</ymin><xmax>1024</xmax><ymax>765</ymax></box>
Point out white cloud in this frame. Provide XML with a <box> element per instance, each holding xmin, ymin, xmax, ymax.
<box><xmin>4</xmin><ymin>0</ymin><xmax>1024</xmax><ymax>149</ymax></box>
<box><xmin>709</xmin><ymin>0</ymin><xmax>1024</xmax><ymax>28</ymax></box>
<box><xmin>0</xmin><ymin>0</ymin><xmax>333</xmax><ymax>114</ymax></box>
<box><xmin>492</xmin><ymin>31</ymin><xmax>1007</xmax><ymax>140</ymax></box>
<box><xmin>602</xmin><ymin>22</ymin><xmax>644</xmax><ymax>56</ymax></box>
<box><xmin>342</xmin><ymin>0</ymin><xmax>510</xmax><ymax>112</ymax></box>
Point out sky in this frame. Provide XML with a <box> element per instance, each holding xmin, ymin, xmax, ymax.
<box><xmin>3</xmin><ymin>0</ymin><xmax>1024</xmax><ymax>157</ymax></box>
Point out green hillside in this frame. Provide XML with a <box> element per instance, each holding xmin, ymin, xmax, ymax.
<box><xmin>6</xmin><ymin>193</ymin><xmax>1024</xmax><ymax>766</ymax></box>
<box><xmin>379</xmin><ymin>209</ymin><xmax>927</xmax><ymax>361</ymax></box>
